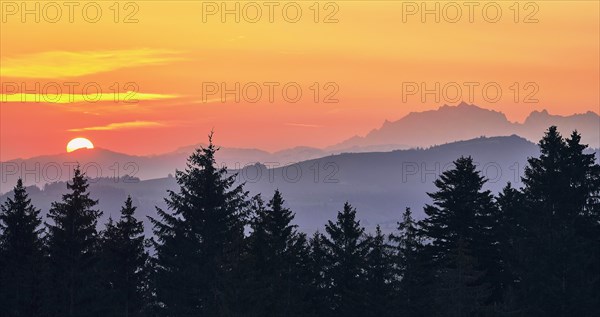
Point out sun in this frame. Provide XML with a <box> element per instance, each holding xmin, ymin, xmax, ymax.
<box><xmin>66</xmin><ymin>137</ymin><xmax>94</xmax><ymax>152</ymax></box>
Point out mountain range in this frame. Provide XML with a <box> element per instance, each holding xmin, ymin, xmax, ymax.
<box><xmin>2</xmin><ymin>134</ymin><xmax>598</xmax><ymax>234</ymax></box>
<box><xmin>329</xmin><ymin>102</ymin><xmax>599</xmax><ymax>151</ymax></box>
<box><xmin>1</xmin><ymin>103</ymin><xmax>598</xmax><ymax>190</ymax></box>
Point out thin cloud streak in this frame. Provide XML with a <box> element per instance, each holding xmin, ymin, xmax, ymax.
<box><xmin>1</xmin><ymin>92</ymin><xmax>179</xmax><ymax>104</ymax></box>
<box><xmin>68</xmin><ymin>121</ymin><xmax>165</xmax><ymax>132</ymax></box>
<box><xmin>1</xmin><ymin>49</ymin><xmax>183</xmax><ymax>78</ymax></box>
<box><xmin>285</xmin><ymin>123</ymin><xmax>322</xmax><ymax>128</ymax></box>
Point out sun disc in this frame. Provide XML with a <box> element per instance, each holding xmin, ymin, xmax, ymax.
<box><xmin>66</xmin><ymin>138</ymin><xmax>94</xmax><ymax>153</ymax></box>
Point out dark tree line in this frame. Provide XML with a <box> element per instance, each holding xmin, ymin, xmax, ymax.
<box><xmin>0</xmin><ymin>127</ymin><xmax>598</xmax><ymax>317</ymax></box>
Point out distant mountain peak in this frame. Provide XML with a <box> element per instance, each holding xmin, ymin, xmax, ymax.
<box><xmin>524</xmin><ymin>109</ymin><xmax>600</xmax><ymax>126</ymax></box>
<box><xmin>438</xmin><ymin>101</ymin><xmax>476</xmax><ymax>109</ymax></box>
<box><xmin>330</xmin><ymin>103</ymin><xmax>599</xmax><ymax>150</ymax></box>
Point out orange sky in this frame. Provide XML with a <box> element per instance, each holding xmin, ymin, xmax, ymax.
<box><xmin>1</xmin><ymin>1</ymin><xmax>599</xmax><ymax>160</ymax></box>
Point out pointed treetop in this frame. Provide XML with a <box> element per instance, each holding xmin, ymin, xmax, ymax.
<box><xmin>0</xmin><ymin>177</ymin><xmax>41</xmax><ymax>234</ymax></box>
<box><xmin>121</xmin><ymin>195</ymin><xmax>136</xmax><ymax>218</ymax></box>
<box><xmin>269</xmin><ymin>189</ymin><xmax>285</xmax><ymax>208</ymax></box>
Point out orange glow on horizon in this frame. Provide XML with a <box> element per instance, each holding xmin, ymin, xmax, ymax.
<box><xmin>1</xmin><ymin>1</ymin><xmax>598</xmax><ymax>160</ymax></box>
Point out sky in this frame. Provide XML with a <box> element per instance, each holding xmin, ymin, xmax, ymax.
<box><xmin>1</xmin><ymin>1</ymin><xmax>599</xmax><ymax>160</ymax></box>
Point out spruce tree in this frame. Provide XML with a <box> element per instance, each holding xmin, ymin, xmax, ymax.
<box><xmin>287</xmin><ymin>232</ymin><xmax>312</xmax><ymax>315</ymax></box>
<box><xmin>420</xmin><ymin>156</ymin><xmax>498</xmax><ymax>313</ymax></box>
<box><xmin>433</xmin><ymin>238</ymin><xmax>489</xmax><ymax>317</ymax></box>
<box><xmin>0</xmin><ymin>179</ymin><xmax>45</xmax><ymax>316</ymax></box>
<box><xmin>494</xmin><ymin>182</ymin><xmax>525</xmax><ymax>310</ymax></box>
<box><xmin>364</xmin><ymin>225</ymin><xmax>393</xmax><ymax>317</ymax></box>
<box><xmin>246</xmin><ymin>190</ymin><xmax>306</xmax><ymax>316</ymax></box>
<box><xmin>519</xmin><ymin>127</ymin><xmax>600</xmax><ymax>315</ymax></box>
<box><xmin>242</xmin><ymin>194</ymin><xmax>270</xmax><ymax>313</ymax></box>
<box><xmin>389</xmin><ymin>207</ymin><xmax>428</xmax><ymax>316</ymax></box>
<box><xmin>45</xmin><ymin>167</ymin><xmax>103</xmax><ymax>317</ymax></box>
<box><xmin>150</xmin><ymin>133</ymin><xmax>249</xmax><ymax>316</ymax></box>
<box><xmin>306</xmin><ymin>232</ymin><xmax>332</xmax><ymax>316</ymax></box>
<box><xmin>322</xmin><ymin>202</ymin><xmax>370</xmax><ymax>317</ymax></box>
<box><xmin>99</xmin><ymin>196</ymin><xmax>150</xmax><ymax>317</ymax></box>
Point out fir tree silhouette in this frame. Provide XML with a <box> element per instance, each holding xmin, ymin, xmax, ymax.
<box><xmin>0</xmin><ymin>179</ymin><xmax>45</xmax><ymax>316</ymax></box>
<box><xmin>45</xmin><ymin>167</ymin><xmax>103</xmax><ymax>317</ymax></box>
<box><xmin>150</xmin><ymin>132</ymin><xmax>249</xmax><ymax>316</ymax></box>
<box><xmin>99</xmin><ymin>196</ymin><xmax>150</xmax><ymax>317</ymax></box>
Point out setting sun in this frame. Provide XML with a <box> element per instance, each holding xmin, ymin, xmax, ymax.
<box><xmin>66</xmin><ymin>138</ymin><xmax>94</xmax><ymax>153</ymax></box>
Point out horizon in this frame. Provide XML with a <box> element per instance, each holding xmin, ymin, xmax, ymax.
<box><xmin>2</xmin><ymin>2</ymin><xmax>600</xmax><ymax>315</ymax></box>
<box><xmin>2</xmin><ymin>130</ymin><xmax>599</xmax><ymax>196</ymax></box>
<box><xmin>1</xmin><ymin>102</ymin><xmax>599</xmax><ymax>161</ymax></box>
<box><xmin>2</xmin><ymin>1</ymin><xmax>599</xmax><ymax>160</ymax></box>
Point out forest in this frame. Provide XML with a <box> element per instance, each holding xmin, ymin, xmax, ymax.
<box><xmin>1</xmin><ymin>126</ymin><xmax>599</xmax><ymax>317</ymax></box>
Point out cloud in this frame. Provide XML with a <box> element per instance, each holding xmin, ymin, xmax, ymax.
<box><xmin>285</xmin><ymin>123</ymin><xmax>322</xmax><ymax>128</ymax></box>
<box><xmin>192</xmin><ymin>98</ymin><xmax>225</xmax><ymax>104</ymax></box>
<box><xmin>1</xmin><ymin>49</ymin><xmax>182</xmax><ymax>78</ymax></box>
<box><xmin>0</xmin><ymin>92</ymin><xmax>179</xmax><ymax>103</ymax></box>
<box><xmin>68</xmin><ymin>121</ymin><xmax>165</xmax><ymax>132</ymax></box>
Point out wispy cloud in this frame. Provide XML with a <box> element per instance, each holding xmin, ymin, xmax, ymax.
<box><xmin>193</xmin><ymin>98</ymin><xmax>226</xmax><ymax>104</ymax></box>
<box><xmin>0</xmin><ymin>92</ymin><xmax>179</xmax><ymax>103</ymax></box>
<box><xmin>68</xmin><ymin>121</ymin><xmax>165</xmax><ymax>132</ymax></box>
<box><xmin>1</xmin><ymin>49</ymin><xmax>183</xmax><ymax>78</ymax></box>
<box><xmin>285</xmin><ymin>123</ymin><xmax>322</xmax><ymax>128</ymax></box>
